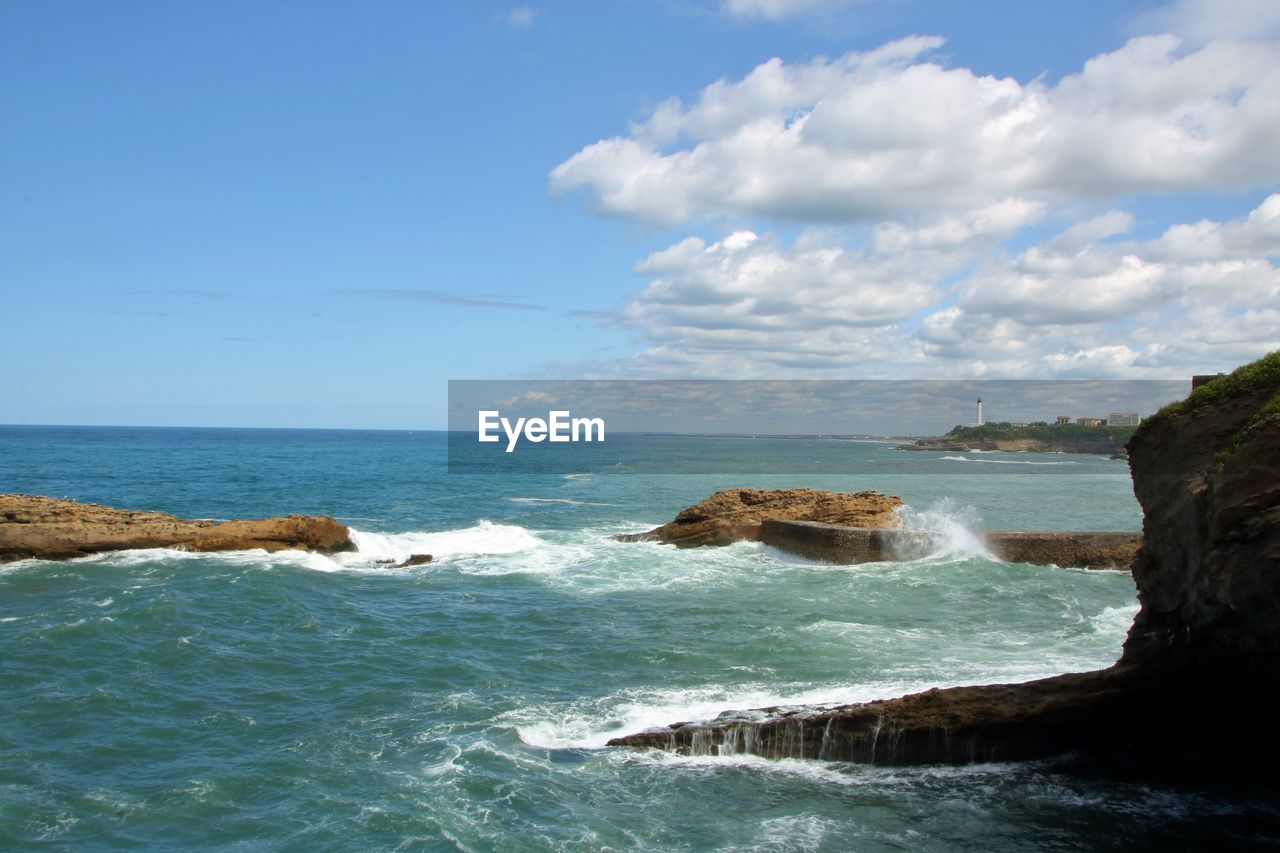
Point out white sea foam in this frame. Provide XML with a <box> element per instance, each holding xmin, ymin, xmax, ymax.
<box><xmin>348</xmin><ymin>521</ymin><xmax>541</xmax><ymax>562</ymax></box>
<box><xmin>0</xmin><ymin>521</ymin><xmax>549</xmax><ymax>575</ymax></box>
<box><xmin>506</xmin><ymin>497</ymin><xmax>615</xmax><ymax>506</ymax></box>
<box><xmin>507</xmin><ymin>497</ymin><xmax>586</xmax><ymax>505</ymax></box>
<box><xmin>1089</xmin><ymin>602</ymin><xmax>1140</xmax><ymax>634</ymax></box>
<box><xmin>941</xmin><ymin>455</ymin><xmax>1077</xmax><ymax>465</ymax></box>
<box><xmin>512</xmin><ymin>678</ymin><xmax>972</xmax><ymax>750</ymax></box>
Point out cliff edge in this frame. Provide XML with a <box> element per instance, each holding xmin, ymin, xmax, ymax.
<box><xmin>609</xmin><ymin>352</ymin><xmax>1280</xmax><ymax>772</ymax></box>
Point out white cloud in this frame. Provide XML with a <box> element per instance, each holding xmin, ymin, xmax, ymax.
<box><xmin>954</xmin><ymin>197</ymin><xmax>1280</xmax><ymax>326</ymax></box>
<box><xmin>550</xmin><ymin>35</ymin><xmax>1280</xmax><ymax>226</ymax></box>
<box><xmin>503</xmin><ymin>6</ymin><xmax>537</xmax><ymax>28</ymax></box>
<box><xmin>721</xmin><ymin>0</ymin><xmax>865</xmax><ymax>20</ymax></box>
<box><xmin>1135</xmin><ymin>0</ymin><xmax>1280</xmax><ymax>44</ymax></box>
<box><xmin>610</xmin><ymin>196</ymin><xmax>1280</xmax><ymax>378</ymax></box>
<box><xmin>619</xmin><ymin>200</ymin><xmax>1038</xmax><ymax>372</ymax></box>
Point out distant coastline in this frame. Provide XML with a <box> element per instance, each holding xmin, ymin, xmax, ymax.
<box><xmin>900</xmin><ymin>423</ymin><xmax>1137</xmax><ymax>457</ymax></box>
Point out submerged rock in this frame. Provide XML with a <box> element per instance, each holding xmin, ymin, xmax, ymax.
<box><xmin>0</xmin><ymin>494</ymin><xmax>355</xmax><ymax>562</ymax></box>
<box><xmin>615</xmin><ymin>487</ymin><xmax>903</xmax><ymax>547</ymax></box>
<box><xmin>392</xmin><ymin>553</ymin><xmax>433</xmax><ymax>568</ymax></box>
<box><xmin>611</xmin><ymin>352</ymin><xmax>1280</xmax><ymax>772</ymax></box>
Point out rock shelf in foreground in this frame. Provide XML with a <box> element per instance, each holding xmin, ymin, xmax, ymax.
<box><xmin>0</xmin><ymin>494</ymin><xmax>355</xmax><ymax>563</ymax></box>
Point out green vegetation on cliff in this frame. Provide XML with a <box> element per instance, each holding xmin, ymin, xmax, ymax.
<box><xmin>945</xmin><ymin>422</ymin><xmax>1136</xmax><ymax>449</ymax></box>
<box><xmin>1144</xmin><ymin>350</ymin><xmax>1280</xmax><ymax>431</ymax></box>
<box><xmin>1138</xmin><ymin>350</ymin><xmax>1280</xmax><ymax>463</ymax></box>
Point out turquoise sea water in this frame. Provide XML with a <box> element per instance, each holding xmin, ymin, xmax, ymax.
<box><xmin>1</xmin><ymin>426</ymin><xmax>1276</xmax><ymax>849</ymax></box>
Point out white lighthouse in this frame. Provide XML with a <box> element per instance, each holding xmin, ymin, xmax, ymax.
<box><xmin>976</xmin><ymin>397</ymin><xmax>984</xmax><ymax>426</ymax></box>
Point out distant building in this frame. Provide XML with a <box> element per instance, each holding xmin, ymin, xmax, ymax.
<box><xmin>1055</xmin><ymin>415</ymin><xmax>1072</xmax><ymax>425</ymax></box>
<box><xmin>1108</xmin><ymin>412</ymin><xmax>1141</xmax><ymax>427</ymax></box>
<box><xmin>1076</xmin><ymin>417</ymin><xmax>1104</xmax><ymax>426</ymax></box>
<box><xmin>1011</xmin><ymin>422</ymin><xmax>1028</xmax><ymax>428</ymax></box>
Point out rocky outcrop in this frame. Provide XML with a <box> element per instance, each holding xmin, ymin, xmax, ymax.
<box><xmin>0</xmin><ymin>494</ymin><xmax>355</xmax><ymax>562</ymax></box>
<box><xmin>611</xmin><ymin>352</ymin><xmax>1280</xmax><ymax>771</ymax></box>
<box><xmin>758</xmin><ymin>520</ymin><xmax>1140</xmax><ymax>570</ymax></box>
<box><xmin>1121</xmin><ymin>353</ymin><xmax>1280</xmax><ymax>674</ymax></box>
<box><xmin>615</xmin><ymin>488</ymin><xmax>903</xmax><ymax>547</ymax></box>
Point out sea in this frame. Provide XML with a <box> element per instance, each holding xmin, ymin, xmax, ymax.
<box><xmin>1</xmin><ymin>426</ymin><xmax>1276</xmax><ymax>850</ymax></box>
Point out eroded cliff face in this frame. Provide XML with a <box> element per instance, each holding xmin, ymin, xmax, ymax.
<box><xmin>615</xmin><ymin>488</ymin><xmax>903</xmax><ymax>547</ymax></box>
<box><xmin>610</xmin><ymin>352</ymin><xmax>1280</xmax><ymax>770</ymax></box>
<box><xmin>1122</xmin><ymin>356</ymin><xmax>1280</xmax><ymax>678</ymax></box>
<box><xmin>0</xmin><ymin>495</ymin><xmax>355</xmax><ymax>562</ymax></box>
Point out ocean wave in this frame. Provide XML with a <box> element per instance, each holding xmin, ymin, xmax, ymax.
<box><xmin>349</xmin><ymin>521</ymin><xmax>541</xmax><ymax>562</ymax></box>
<box><xmin>1088</xmin><ymin>603</ymin><xmax>1140</xmax><ymax>634</ymax></box>
<box><xmin>509</xmin><ymin>676</ymin><xmax>1006</xmax><ymax>751</ymax></box>
<box><xmin>940</xmin><ymin>455</ymin><xmax>1078</xmax><ymax>466</ymax></box>
<box><xmin>506</xmin><ymin>497</ymin><xmax>616</xmax><ymax>507</ymax></box>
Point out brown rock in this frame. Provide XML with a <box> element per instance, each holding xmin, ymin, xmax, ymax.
<box><xmin>615</xmin><ymin>487</ymin><xmax>903</xmax><ymax>547</ymax></box>
<box><xmin>0</xmin><ymin>494</ymin><xmax>355</xmax><ymax>563</ymax></box>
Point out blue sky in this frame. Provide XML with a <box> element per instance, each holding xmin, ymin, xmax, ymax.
<box><xmin>3</xmin><ymin>0</ymin><xmax>1277</xmax><ymax>428</ymax></box>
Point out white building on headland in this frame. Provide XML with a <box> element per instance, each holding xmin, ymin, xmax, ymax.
<box><xmin>1108</xmin><ymin>412</ymin><xmax>1141</xmax><ymax>427</ymax></box>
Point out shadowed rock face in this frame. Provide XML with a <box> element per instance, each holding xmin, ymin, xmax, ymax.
<box><xmin>614</xmin><ymin>488</ymin><xmax>903</xmax><ymax>548</ymax></box>
<box><xmin>610</xmin><ymin>352</ymin><xmax>1280</xmax><ymax>771</ymax></box>
<box><xmin>0</xmin><ymin>494</ymin><xmax>355</xmax><ymax>562</ymax></box>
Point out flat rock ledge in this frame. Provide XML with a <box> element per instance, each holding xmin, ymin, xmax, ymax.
<box><xmin>760</xmin><ymin>520</ymin><xmax>1141</xmax><ymax>570</ymax></box>
<box><xmin>0</xmin><ymin>494</ymin><xmax>355</xmax><ymax>563</ymax></box>
<box><xmin>608</xmin><ymin>668</ymin><xmax>1140</xmax><ymax>762</ymax></box>
<box><xmin>615</xmin><ymin>488</ymin><xmax>903</xmax><ymax>547</ymax></box>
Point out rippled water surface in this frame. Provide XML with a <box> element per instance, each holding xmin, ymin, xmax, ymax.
<box><xmin>1</xmin><ymin>427</ymin><xmax>1275</xmax><ymax>849</ymax></box>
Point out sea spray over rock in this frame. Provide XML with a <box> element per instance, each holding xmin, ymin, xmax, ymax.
<box><xmin>894</xmin><ymin>499</ymin><xmax>991</xmax><ymax>561</ymax></box>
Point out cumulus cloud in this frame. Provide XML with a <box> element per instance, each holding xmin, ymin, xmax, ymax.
<box><xmin>550</xmin><ymin>35</ymin><xmax>1280</xmax><ymax>226</ymax></box>
<box><xmin>953</xmin><ymin>197</ymin><xmax>1280</xmax><ymax>326</ymax></box>
<box><xmin>1135</xmin><ymin>0</ymin><xmax>1280</xmax><ymax>44</ymax></box>
<box><xmin>612</xmin><ymin>196</ymin><xmax>1280</xmax><ymax>377</ymax></box>
<box><xmin>619</xmin><ymin>200</ymin><xmax>1039</xmax><ymax>370</ymax></box>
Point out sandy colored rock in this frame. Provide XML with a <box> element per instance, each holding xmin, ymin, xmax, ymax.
<box><xmin>615</xmin><ymin>487</ymin><xmax>903</xmax><ymax>547</ymax></box>
<box><xmin>0</xmin><ymin>494</ymin><xmax>355</xmax><ymax>563</ymax></box>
